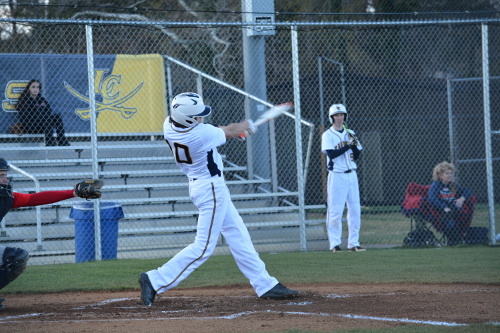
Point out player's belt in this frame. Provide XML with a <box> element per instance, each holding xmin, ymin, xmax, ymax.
<box><xmin>344</xmin><ymin>170</ymin><xmax>352</xmax><ymax>173</ymax></box>
<box><xmin>189</xmin><ymin>175</ymin><xmax>222</xmax><ymax>182</ymax></box>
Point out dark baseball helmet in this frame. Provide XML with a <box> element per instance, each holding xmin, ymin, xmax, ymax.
<box><xmin>0</xmin><ymin>158</ymin><xmax>13</xmax><ymax>197</ymax></box>
<box><xmin>0</xmin><ymin>158</ymin><xmax>9</xmax><ymax>171</ymax></box>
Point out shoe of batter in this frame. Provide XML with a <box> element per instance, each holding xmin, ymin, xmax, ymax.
<box><xmin>0</xmin><ymin>297</ymin><xmax>4</xmax><ymax>310</ymax></box>
<box><xmin>139</xmin><ymin>273</ymin><xmax>156</xmax><ymax>306</ymax></box>
<box><xmin>260</xmin><ymin>283</ymin><xmax>300</xmax><ymax>300</ymax></box>
<box><xmin>348</xmin><ymin>246</ymin><xmax>366</xmax><ymax>252</ymax></box>
<box><xmin>332</xmin><ymin>246</ymin><xmax>343</xmax><ymax>252</ymax></box>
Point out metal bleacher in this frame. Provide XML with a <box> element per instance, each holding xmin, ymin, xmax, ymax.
<box><xmin>1</xmin><ymin>135</ymin><xmax>327</xmax><ymax>264</ymax></box>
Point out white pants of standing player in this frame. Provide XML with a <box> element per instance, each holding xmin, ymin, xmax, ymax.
<box><xmin>146</xmin><ymin>177</ymin><xmax>278</xmax><ymax>297</ymax></box>
<box><xmin>326</xmin><ymin>171</ymin><xmax>362</xmax><ymax>250</ymax></box>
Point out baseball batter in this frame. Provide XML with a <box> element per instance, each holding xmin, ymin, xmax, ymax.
<box><xmin>321</xmin><ymin>104</ymin><xmax>365</xmax><ymax>252</ymax></box>
<box><xmin>139</xmin><ymin>92</ymin><xmax>300</xmax><ymax>306</ymax></box>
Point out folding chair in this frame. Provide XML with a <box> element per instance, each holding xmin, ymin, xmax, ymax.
<box><xmin>401</xmin><ymin>182</ymin><xmax>445</xmax><ymax>246</ymax></box>
<box><xmin>401</xmin><ymin>182</ymin><xmax>478</xmax><ymax>246</ymax></box>
<box><xmin>426</xmin><ymin>195</ymin><xmax>477</xmax><ymax>245</ymax></box>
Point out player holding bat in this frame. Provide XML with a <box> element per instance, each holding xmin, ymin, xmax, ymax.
<box><xmin>139</xmin><ymin>92</ymin><xmax>299</xmax><ymax>306</ymax></box>
<box><xmin>321</xmin><ymin>104</ymin><xmax>365</xmax><ymax>253</ymax></box>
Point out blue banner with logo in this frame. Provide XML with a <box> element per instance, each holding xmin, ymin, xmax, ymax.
<box><xmin>0</xmin><ymin>54</ymin><xmax>166</xmax><ymax>134</ymax></box>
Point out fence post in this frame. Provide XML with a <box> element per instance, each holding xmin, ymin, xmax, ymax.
<box><xmin>481</xmin><ymin>23</ymin><xmax>496</xmax><ymax>245</ymax></box>
<box><xmin>292</xmin><ymin>25</ymin><xmax>307</xmax><ymax>251</ymax></box>
<box><xmin>85</xmin><ymin>24</ymin><xmax>102</xmax><ymax>260</ymax></box>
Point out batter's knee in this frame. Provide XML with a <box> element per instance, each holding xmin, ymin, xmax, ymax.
<box><xmin>327</xmin><ymin>217</ymin><xmax>343</xmax><ymax>226</ymax></box>
<box><xmin>0</xmin><ymin>247</ymin><xmax>29</xmax><ymax>290</ymax></box>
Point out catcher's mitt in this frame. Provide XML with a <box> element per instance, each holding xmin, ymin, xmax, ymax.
<box><xmin>75</xmin><ymin>179</ymin><xmax>104</xmax><ymax>200</ymax></box>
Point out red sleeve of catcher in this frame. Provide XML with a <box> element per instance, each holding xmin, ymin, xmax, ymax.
<box><xmin>12</xmin><ymin>190</ymin><xmax>75</xmax><ymax>208</ymax></box>
<box><xmin>12</xmin><ymin>192</ymin><xmax>30</xmax><ymax>208</ymax></box>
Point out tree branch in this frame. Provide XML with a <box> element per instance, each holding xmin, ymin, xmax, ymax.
<box><xmin>70</xmin><ymin>11</ymin><xmax>185</xmax><ymax>45</ymax></box>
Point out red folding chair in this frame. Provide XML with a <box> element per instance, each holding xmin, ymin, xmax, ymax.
<box><xmin>402</xmin><ymin>182</ymin><xmax>477</xmax><ymax>246</ymax></box>
<box><xmin>401</xmin><ymin>182</ymin><xmax>443</xmax><ymax>246</ymax></box>
<box><xmin>425</xmin><ymin>195</ymin><xmax>477</xmax><ymax>240</ymax></box>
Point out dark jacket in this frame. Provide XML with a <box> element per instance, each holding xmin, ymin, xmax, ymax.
<box><xmin>0</xmin><ymin>187</ymin><xmax>14</xmax><ymax>222</ymax></box>
<box><xmin>428</xmin><ymin>180</ymin><xmax>472</xmax><ymax>212</ymax></box>
<box><xmin>17</xmin><ymin>95</ymin><xmax>53</xmax><ymax>134</ymax></box>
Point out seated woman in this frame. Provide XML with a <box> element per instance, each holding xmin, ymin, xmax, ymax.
<box><xmin>428</xmin><ymin>161</ymin><xmax>473</xmax><ymax>246</ymax></box>
<box><xmin>16</xmin><ymin>79</ymin><xmax>70</xmax><ymax>146</ymax></box>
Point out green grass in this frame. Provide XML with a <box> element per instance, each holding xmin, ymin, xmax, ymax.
<box><xmin>3</xmin><ymin>246</ymin><xmax>499</xmax><ymax>294</ymax></box>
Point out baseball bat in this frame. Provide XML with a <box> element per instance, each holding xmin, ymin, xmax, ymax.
<box><xmin>239</xmin><ymin>102</ymin><xmax>293</xmax><ymax>139</ymax></box>
<box><xmin>342</xmin><ymin>124</ymin><xmax>352</xmax><ymax>136</ymax></box>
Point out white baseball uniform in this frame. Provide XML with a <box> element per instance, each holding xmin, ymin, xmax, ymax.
<box><xmin>321</xmin><ymin>127</ymin><xmax>363</xmax><ymax>250</ymax></box>
<box><xmin>146</xmin><ymin>119</ymin><xmax>278</xmax><ymax>297</ymax></box>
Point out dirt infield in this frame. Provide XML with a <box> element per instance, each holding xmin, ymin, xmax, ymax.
<box><xmin>1</xmin><ymin>282</ymin><xmax>499</xmax><ymax>332</ymax></box>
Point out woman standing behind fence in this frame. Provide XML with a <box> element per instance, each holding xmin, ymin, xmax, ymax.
<box><xmin>16</xmin><ymin>79</ymin><xmax>71</xmax><ymax>146</ymax></box>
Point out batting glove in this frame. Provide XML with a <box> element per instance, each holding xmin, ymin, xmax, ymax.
<box><xmin>349</xmin><ymin>137</ymin><xmax>358</xmax><ymax>147</ymax></box>
<box><xmin>246</xmin><ymin>119</ymin><xmax>258</xmax><ymax>135</ymax></box>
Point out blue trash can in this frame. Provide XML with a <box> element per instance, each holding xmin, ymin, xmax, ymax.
<box><xmin>69</xmin><ymin>202</ymin><xmax>124</xmax><ymax>263</ymax></box>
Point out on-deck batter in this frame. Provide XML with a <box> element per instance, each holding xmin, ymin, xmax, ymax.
<box><xmin>139</xmin><ymin>92</ymin><xmax>300</xmax><ymax>306</ymax></box>
<box><xmin>321</xmin><ymin>104</ymin><xmax>365</xmax><ymax>252</ymax></box>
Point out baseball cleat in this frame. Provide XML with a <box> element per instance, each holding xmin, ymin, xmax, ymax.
<box><xmin>332</xmin><ymin>246</ymin><xmax>343</xmax><ymax>252</ymax></box>
<box><xmin>348</xmin><ymin>246</ymin><xmax>366</xmax><ymax>252</ymax></box>
<box><xmin>139</xmin><ymin>273</ymin><xmax>156</xmax><ymax>306</ymax></box>
<box><xmin>260</xmin><ymin>283</ymin><xmax>300</xmax><ymax>300</ymax></box>
<box><xmin>0</xmin><ymin>297</ymin><xmax>4</xmax><ymax>310</ymax></box>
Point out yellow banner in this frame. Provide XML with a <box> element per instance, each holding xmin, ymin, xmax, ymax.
<box><xmin>96</xmin><ymin>54</ymin><xmax>166</xmax><ymax>133</ymax></box>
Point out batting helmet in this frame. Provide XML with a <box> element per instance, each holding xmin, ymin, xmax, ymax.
<box><xmin>170</xmin><ymin>92</ymin><xmax>212</xmax><ymax>128</ymax></box>
<box><xmin>328</xmin><ymin>104</ymin><xmax>347</xmax><ymax>124</ymax></box>
<box><xmin>0</xmin><ymin>158</ymin><xmax>9</xmax><ymax>171</ymax></box>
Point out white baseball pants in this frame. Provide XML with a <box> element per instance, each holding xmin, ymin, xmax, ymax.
<box><xmin>147</xmin><ymin>177</ymin><xmax>278</xmax><ymax>297</ymax></box>
<box><xmin>326</xmin><ymin>171</ymin><xmax>362</xmax><ymax>249</ymax></box>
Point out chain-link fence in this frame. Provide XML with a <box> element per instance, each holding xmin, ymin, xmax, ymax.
<box><xmin>1</xmin><ymin>17</ymin><xmax>498</xmax><ymax>265</ymax></box>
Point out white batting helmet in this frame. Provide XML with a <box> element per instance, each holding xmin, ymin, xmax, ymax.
<box><xmin>328</xmin><ymin>104</ymin><xmax>347</xmax><ymax>124</ymax></box>
<box><xmin>170</xmin><ymin>92</ymin><xmax>212</xmax><ymax>128</ymax></box>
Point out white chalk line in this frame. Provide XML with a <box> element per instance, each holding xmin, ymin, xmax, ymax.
<box><xmin>72</xmin><ymin>295</ymin><xmax>254</xmax><ymax>310</ymax></box>
<box><xmin>0</xmin><ymin>313</ymin><xmax>44</xmax><ymax>321</ymax></box>
<box><xmin>2</xmin><ymin>289</ymin><xmax>498</xmax><ymax>326</ymax></box>
<box><xmin>326</xmin><ymin>288</ymin><xmax>500</xmax><ymax>299</ymax></box>
<box><xmin>0</xmin><ymin>309</ymin><xmax>469</xmax><ymax>326</ymax></box>
<box><xmin>72</xmin><ymin>297</ymin><xmax>136</xmax><ymax>310</ymax></box>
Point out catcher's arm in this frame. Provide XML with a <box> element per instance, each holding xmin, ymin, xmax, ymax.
<box><xmin>74</xmin><ymin>179</ymin><xmax>104</xmax><ymax>200</ymax></box>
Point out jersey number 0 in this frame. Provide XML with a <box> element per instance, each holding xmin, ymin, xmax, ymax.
<box><xmin>165</xmin><ymin>140</ymin><xmax>221</xmax><ymax>177</ymax></box>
